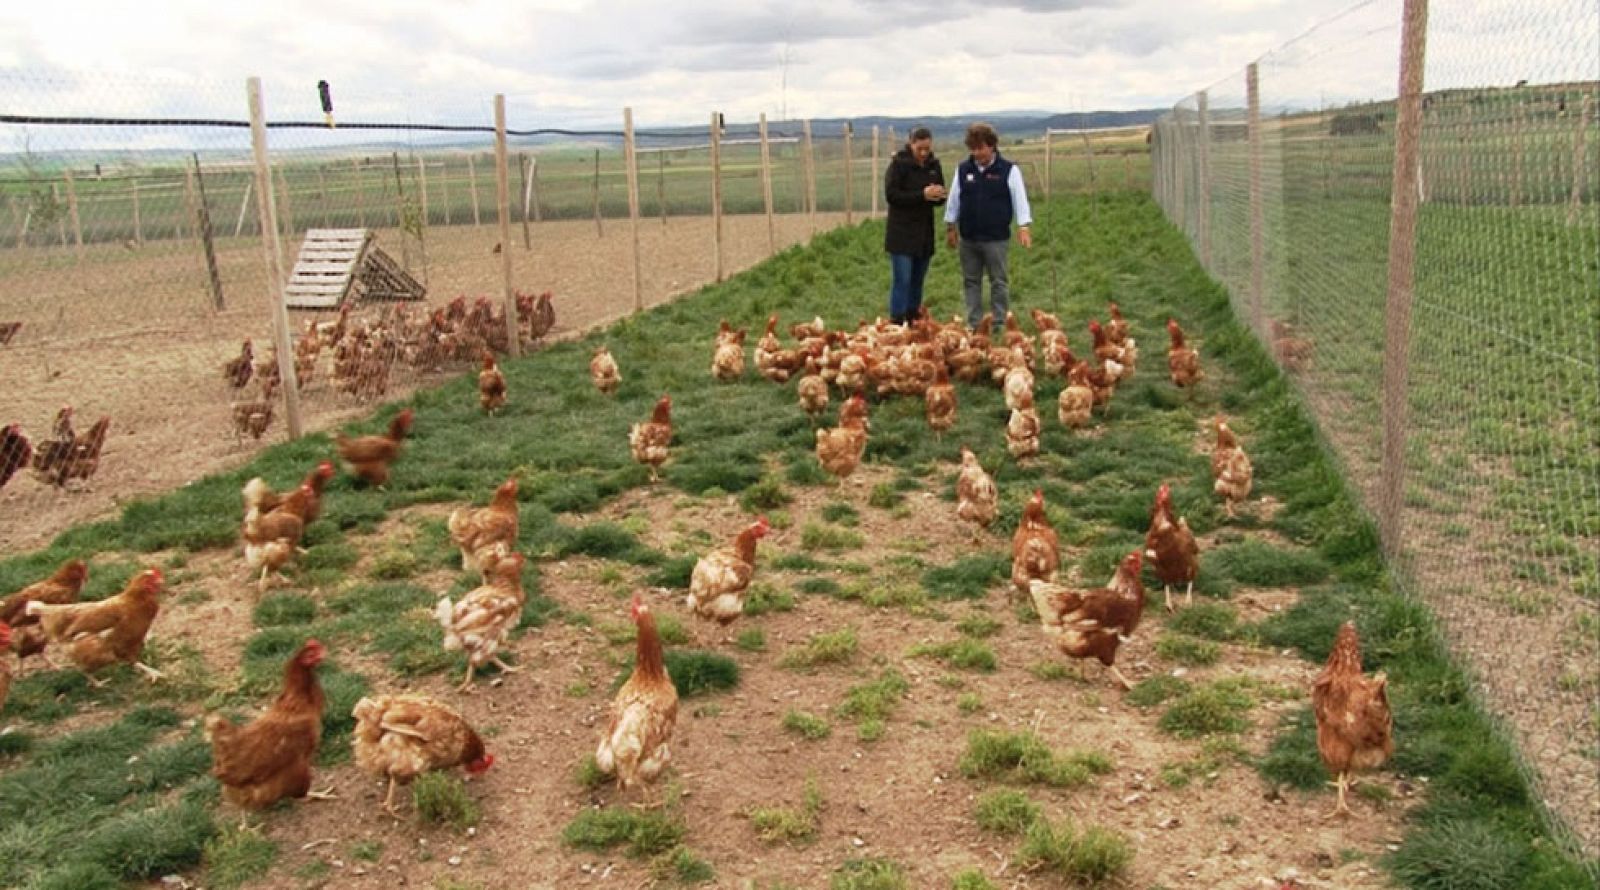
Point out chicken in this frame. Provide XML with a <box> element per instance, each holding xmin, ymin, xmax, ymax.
<box><xmin>686</xmin><ymin>517</ymin><xmax>771</xmax><ymax>625</ymax></box>
<box><xmin>26</xmin><ymin>568</ymin><xmax>164</xmax><ymax>683</ymax></box>
<box><xmin>1002</xmin><ymin>351</ymin><xmax>1034</xmax><ymax>412</ymax></box>
<box><xmin>1271</xmin><ymin>320</ymin><xmax>1314</xmax><ymax>373</ymax></box>
<box><xmin>711</xmin><ymin>322</ymin><xmax>746</xmax><ymax>381</ymax></box>
<box><xmin>1144</xmin><ymin>484</ymin><xmax>1200</xmax><ymax>612</ymax></box>
<box><xmin>0</xmin><ymin>423</ymin><xmax>31</xmax><ymax>491</ymax></box>
<box><xmin>815</xmin><ymin>394</ymin><xmax>870</xmax><ymax>480</ymax></box>
<box><xmin>1088</xmin><ymin>321</ymin><xmax>1127</xmax><ymax>384</ymax></box>
<box><xmin>353</xmin><ymin>694</ymin><xmax>494</xmax><ymax>813</ymax></box>
<box><xmin>231</xmin><ymin>388</ymin><xmax>275</xmax><ymax>442</ymax></box>
<box><xmin>590</xmin><ymin>345</ymin><xmax>621</xmax><ymax>395</ymax></box>
<box><xmin>335</xmin><ymin>408</ymin><xmax>414</xmax><ymax>488</ymax></box>
<box><xmin>754</xmin><ymin>315</ymin><xmax>783</xmax><ymax>379</ymax></box>
<box><xmin>1312</xmin><ymin>622</ymin><xmax>1394</xmax><ymax>818</ymax></box>
<box><xmin>790</xmin><ymin>316</ymin><xmax>826</xmax><ymax>340</ymax></box>
<box><xmin>1011</xmin><ymin>489</ymin><xmax>1060</xmax><ymax>596</ymax></box>
<box><xmin>206</xmin><ymin>639</ymin><xmax>327</xmax><ymax>811</ymax></box>
<box><xmin>1105</xmin><ymin>302</ymin><xmax>1130</xmax><ymax>346</ymax></box>
<box><xmin>925</xmin><ymin>364</ymin><xmax>957</xmax><ymax>439</ymax></box>
<box><xmin>629</xmin><ymin>395</ymin><xmax>673</xmax><ymax>482</ymax></box>
<box><xmin>242</xmin><ymin>461</ymin><xmax>335</xmax><ymax>528</ymax></box>
<box><xmin>1212</xmin><ymin>416</ymin><xmax>1254</xmax><ymax>518</ymax></box>
<box><xmin>1167</xmin><ymin>318</ymin><xmax>1203</xmax><ymax>388</ymax></box>
<box><xmin>448</xmin><ymin>476</ymin><xmax>520</xmax><ymax>574</ymax></box>
<box><xmin>477</xmin><ymin>351</ymin><xmax>507</xmax><ymax>414</ymax></box>
<box><xmin>1028</xmin><ymin>551</ymin><xmax>1146</xmax><ymax>689</ymax></box>
<box><xmin>797</xmin><ymin>358</ymin><xmax>829</xmax><ymax>423</ymax></box>
<box><xmin>435</xmin><ymin>549</ymin><xmax>526</xmax><ymax>691</ymax></box>
<box><xmin>31</xmin><ymin>406</ymin><xmax>74</xmax><ymax>481</ymax></box>
<box><xmin>596</xmin><ymin>594</ymin><xmax>679</xmax><ymax>791</ymax></box>
<box><xmin>527</xmin><ymin>290</ymin><xmax>557</xmax><ymax>342</ymax></box>
<box><xmin>41</xmin><ymin>416</ymin><xmax>109</xmax><ymax>488</ymax></box>
<box><xmin>1</xmin><ymin>558</ymin><xmax>89</xmax><ymax>664</ymax></box>
<box><xmin>242</xmin><ymin>483</ymin><xmax>312</xmax><ymax>591</ymax></box>
<box><xmin>223</xmin><ymin>338</ymin><xmax>255</xmax><ymax>389</ymax></box>
<box><xmin>1005</xmin><ymin>390</ymin><xmax>1041</xmax><ymax>460</ymax></box>
<box><xmin>1057</xmin><ymin>363</ymin><xmax>1094</xmax><ymax>429</ymax></box>
<box><xmin>0</xmin><ymin>622</ymin><xmax>10</xmax><ymax>712</ymax></box>
<box><xmin>955</xmin><ymin>447</ymin><xmax>998</xmax><ymax>540</ymax></box>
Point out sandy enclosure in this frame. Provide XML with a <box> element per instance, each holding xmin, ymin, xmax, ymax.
<box><xmin>0</xmin><ymin>211</ymin><xmax>851</xmax><ymax>553</ymax></box>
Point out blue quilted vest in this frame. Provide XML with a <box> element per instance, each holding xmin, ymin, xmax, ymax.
<box><xmin>956</xmin><ymin>153</ymin><xmax>1014</xmax><ymax>242</ymax></box>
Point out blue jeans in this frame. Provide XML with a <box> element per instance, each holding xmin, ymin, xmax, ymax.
<box><xmin>959</xmin><ymin>238</ymin><xmax>1010</xmax><ymax>329</ymax></box>
<box><xmin>888</xmin><ymin>253</ymin><xmax>931</xmax><ymax>323</ymax></box>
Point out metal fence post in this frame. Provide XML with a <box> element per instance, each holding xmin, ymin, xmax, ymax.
<box><xmin>1198</xmin><ymin>90</ymin><xmax>1212</xmax><ymax>269</ymax></box>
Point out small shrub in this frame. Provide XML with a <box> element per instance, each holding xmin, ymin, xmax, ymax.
<box><xmin>663</xmin><ymin>650</ymin><xmax>740</xmax><ymax>697</ymax></box>
<box><xmin>1386</xmin><ymin>817</ymin><xmax>1529</xmax><ymax>890</ymax></box>
<box><xmin>1155</xmin><ymin>633</ymin><xmax>1222</xmax><ymax>666</ymax></box>
<box><xmin>652</xmin><ymin>846</ymin><xmax>716</xmax><ymax>884</ymax></box>
<box><xmin>831</xmin><ymin>857</ymin><xmax>909</xmax><ymax>890</ymax></box>
<box><xmin>782</xmin><ymin>710</ymin><xmax>832</xmax><ymax>740</ymax></box>
<box><xmin>367</xmin><ymin>547</ymin><xmax>420</xmax><ymax>580</ymax></box>
<box><xmin>973</xmin><ymin>789</ymin><xmax>1040</xmax><ymax>835</ymax></box>
<box><xmin>1013</xmin><ymin>818</ymin><xmax>1134</xmax><ymax>885</ymax></box>
<box><xmin>412</xmin><ymin>773</ymin><xmax>480</xmax><ymax>831</ymax></box>
<box><xmin>796</xmin><ymin>577</ymin><xmax>842</xmax><ymax>595</ymax></box>
<box><xmin>202</xmin><ymin>826</ymin><xmax>277</xmax><ymax>890</ymax></box>
<box><xmin>857</xmin><ymin>719</ymin><xmax>886</xmax><ymax>742</ymax></box>
<box><xmin>646</xmin><ymin>555</ymin><xmax>698</xmax><ymax>589</ymax></box>
<box><xmin>780</xmin><ymin>627</ymin><xmax>858</xmax><ymax>669</ymax></box>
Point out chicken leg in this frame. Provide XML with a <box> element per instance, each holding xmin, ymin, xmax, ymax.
<box><xmin>383</xmin><ymin>776</ymin><xmax>401</xmax><ymax>814</ymax></box>
<box><xmin>1163</xmin><ymin>584</ymin><xmax>1174</xmax><ymax>614</ymax></box>
<box><xmin>491</xmin><ymin>656</ymin><xmax>521</xmax><ymax>675</ymax></box>
<box><xmin>1108</xmin><ymin>664</ymin><xmax>1134</xmax><ymax>691</ymax></box>
<box><xmin>134</xmin><ymin>662</ymin><xmax>164</xmax><ymax>683</ymax></box>
<box><xmin>457</xmin><ymin>663</ymin><xmax>477</xmax><ymax>693</ymax></box>
<box><xmin>1323</xmin><ymin>772</ymin><xmax>1353</xmax><ymax>820</ymax></box>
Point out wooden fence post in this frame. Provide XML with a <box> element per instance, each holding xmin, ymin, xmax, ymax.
<box><xmin>759</xmin><ymin>113</ymin><xmax>776</xmax><ymax>255</ymax></box>
<box><xmin>494</xmin><ymin>95</ymin><xmax>520</xmax><ymax>358</ymax></box>
<box><xmin>246</xmin><ymin>77</ymin><xmax>303</xmax><ymax>439</ymax></box>
<box><xmin>1044</xmin><ymin>129</ymin><xmax>1053</xmax><ymax>200</ymax></box>
<box><xmin>190</xmin><ymin>154</ymin><xmax>226</xmax><ymax>310</ymax></box>
<box><xmin>1377</xmin><ymin>0</ymin><xmax>1429</xmax><ymax>558</ymax></box>
<box><xmin>592</xmin><ymin>148</ymin><xmax>604</xmax><ymax>238</ymax></box>
<box><xmin>63</xmin><ymin>170</ymin><xmax>84</xmax><ymax>260</ymax></box>
<box><xmin>871</xmin><ymin>125</ymin><xmax>880</xmax><ymax>218</ymax></box>
<box><xmin>802</xmin><ymin>119</ymin><xmax>816</xmax><ymax>237</ymax></box>
<box><xmin>843</xmin><ymin>122</ymin><xmax>854</xmax><ymax>225</ymax></box>
<box><xmin>467</xmin><ymin>154</ymin><xmax>482</xmax><ymax>226</ymax></box>
<box><xmin>710</xmin><ymin>111</ymin><xmax>724</xmax><ymax>281</ymax></box>
<box><xmin>518</xmin><ymin>153</ymin><xmax>532</xmax><ymax>249</ymax></box>
<box><xmin>1569</xmin><ymin>94</ymin><xmax>1594</xmax><ymax>225</ymax></box>
<box><xmin>529</xmin><ymin>154</ymin><xmax>542</xmax><ymax>224</ymax></box>
<box><xmin>390</xmin><ymin>153</ymin><xmax>411</xmax><ymax>269</ymax></box>
<box><xmin>1247</xmin><ymin>66</ymin><xmax>1264</xmax><ymax>335</ymax></box>
<box><xmin>624</xmin><ymin>107</ymin><xmax>643</xmax><ymax>313</ymax></box>
<box><xmin>234</xmin><ymin>180</ymin><xmax>253</xmax><ymax>237</ymax></box>
<box><xmin>1197</xmin><ymin>90</ymin><xmax>1212</xmax><ymax>267</ymax></box>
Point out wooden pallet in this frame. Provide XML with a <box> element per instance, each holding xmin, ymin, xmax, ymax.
<box><xmin>283</xmin><ymin>229</ymin><xmax>425</xmax><ymax>309</ymax></box>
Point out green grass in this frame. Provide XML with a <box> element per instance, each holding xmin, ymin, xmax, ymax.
<box><xmin>202</xmin><ymin>826</ymin><xmax>278</xmax><ymax>889</ymax></box>
<box><xmin>830</xmin><ymin>857</ymin><xmax>909</xmax><ymax>890</ymax></box>
<box><xmin>736</xmin><ymin>628</ymin><xmax>767</xmax><ymax>652</ymax></box>
<box><xmin>958</xmin><ymin>730</ymin><xmax>1113</xmax><ymax>789</ymax></box>
<box><xmin>652</xmin><ymin>845</ymin><xmax>716</xmax><ymax>884</ymax></box>
<box><xmin>1159</xmin><ymin>680</ymin><xmax>1255</xmax><ymax>738</ymax></box>
<box><xmin>921</xmin><ymin>553</ymin><xmax>1009</xmax><ymax>601</ymax></box>
<box><xmin>750</xmin><ymin>777</ymin><xmax>824</xmax><ymax>844</ymax></box>
<box><xmin>951</xmin><ymin>870</ymin><xmax>998</xmax><ymax>890</ymax></box>
<box><xmin>1154</xmin><ymin>632</ymin><xmax>1222</xmax><ymax>667</ymax></box>
<box><xmin>412</xmin><ymin>773</ymin><xmax>481</xmax><ymax>831</ymax></box>
<box><xmin>955</xmin><ymin>613</ymin><xmax>1002</xmax><ymax>638</ymax></box>
<box><xmin>1012</xmin><ymin>817</ymin><xmax>1134</xmax><ymax>885</ymax></box>
<box><xmin>782</xmin><ymin>710</ymin><xmax>832</xmax><ymax>740</ymax></box>
<box><xmin>1166</xmin><ymin>602</ymin><xmax>1240</xmax><ymax>641</ymax></box>
<box><xmin>973</xmin><ymin>789</ymin><xmax>1041</xmax><ymax>835</ymax></box>
<box><xmin>800</xmin><ymin>522</ymin><xmax>865</xmax><ymax>552</ymax></box>
<box><xmin>1126</xmin><ymin>675</ymin><xmax>1194</xmax><ymax>709</ymax></box>
<box><xmin>779</xmin><ymin>627</ymin><xmax>858</xmax><ymax>669</ymax></box>
<box><xmin>839</xmin><ymin>670</ymin><xmax>910</xmax><ymax>729</ymax></box>
<box><xmin>612</xmin><ymin>649</ymin><xmax>740</xmax><ymax>698</ymax></box>
<box><xmin>564</xmin><ymin>805</ymin><xmax>685</xmax><ymax>858</ymax></box>
<box><xmin>909</xmin><ymin>639</ymin><xmax>998</xmax><ymax>672</ymax></box>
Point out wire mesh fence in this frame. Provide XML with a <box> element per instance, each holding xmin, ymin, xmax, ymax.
<box><xmin>1153</xmin><ymin>0</ymin><xmax>1600</xmax><ymax>865</ymax></box>
<box><xmin>0</xmin><ymin>71</ymin><xmax>1143</xmax><ymax>553</ymax></box>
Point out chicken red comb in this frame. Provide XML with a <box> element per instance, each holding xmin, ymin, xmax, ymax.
<box><xmin>467</xmin><ymin>753</ymin><xmax>495</xmax><ymax>774</ymax></box>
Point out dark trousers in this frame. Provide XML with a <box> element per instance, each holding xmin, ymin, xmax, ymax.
<box><xmin>888</xmin><ymin>253</ymin><xmax>932</xmax><ymax>323</ymax></box>
<box><xmin>959</xmin><ymin>238</ymin><xmax>1010</xmax><ymax>329</ymax></box>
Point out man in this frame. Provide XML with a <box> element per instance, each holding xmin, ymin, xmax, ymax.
<box><xmin>945</xmin><ymin>122</ymin><xmax>1032</xmax><ymax>329</ymax></box>
<box><xmin>882</xmin><ymin>127</ymin><xmax>946</xmax><ymax>325</ymax></box>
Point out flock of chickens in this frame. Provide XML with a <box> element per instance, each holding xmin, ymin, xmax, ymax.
<box><xmin>0</xmin><ymin>302</ymin><xmax>1391</xmax><ymax>836</ymax></box>
<box><xmin>224</xmin><ymin>291</ymin><xmax>553</xmax><ymax>442</ymax></box>
<box><xmin>0</xmin><ymin>405</ymin><xmax>112</xmax><ymax>494</ymax></box>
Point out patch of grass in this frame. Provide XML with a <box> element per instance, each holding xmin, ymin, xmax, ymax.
<box><xmin>1155</xmin><ymin>632</ymin><xmax>1222</xmax><ymax>666</ymax></box>
<box><xmin>1257</xmin><ymin>707</ymin><xmax>1325</xmax><ymax>790</ymax></box>
<box><xmin>76</xmin><ymin>798</ymin><xmax>217</xmax><ymax>882</ymax></box>
<box><xmin>820</xmin><ymin>501</ymin><xmax>861</xmax><ymax>526</ymax></box>
<box><xmin>839</xmin><ymin>670</ymin><xmax>910</xmax><ymax>737</ymax></box>
<box><xmin>202</xmin><ymin>825</ymin><xmax>277</xmax><ymax>890</ymax></box>
<box><xmin>856</xmin><ymin>719</ymin><xmax>887</xmax><ymax>742</ymax></box>
<box><xmin>801</xmin><ymin>522</ymin><xmax>865</xmax><ymax>552</ymax></box>
<box><xmin>909</xmin><ymin>639</ymin><xmax>997</xmax><ymax>672</ymax></box>
<box><xmin>646</xmin><ymin>555</ymin><xmax>698</xmax><ymax>589</ymax></box>
<box><xmin>1206</xmin><ymin>539</ymin><xmax>1330</xmax><ymax>587</ymax></box>
<box><xmin>750</xmin><ymin>777</ymin><xmax>824</xmax><ymax>844</ymax></box>
<box><xmin>772</xmin><ymin>552</ymin><xmax>829</xmax><ymax>571</ymax></box>
<box><xmin>1166</xmin><ymin>602</ymin><xmax>1239</xmax><ymax>641</ymax></box>
<box><xmin>1126</xmin><ymin>675</ymin><xmax>1193</xmax><ymax>709</ymax></box>
<box><xmin>252</xmin><ymin>593</ymin><xmax>317</xmax><ymax>628</ymax></box>
<box><xmin>958</xmin><ymin>730</ymin><xmax>1113</xmax><ymax>788</ymax></box>
<box><xmin>973</xmin><ymin>789</ymin><xmax>1041</xmax><ymax>835</ymax></box>
<box><xmin>957</xmin><ymin>692</ymin><xmax>983</xmax><ymax>714</ymax></box>
<box><xmin>1012</xmin><ymin>817</ymin><xmax>1134</xmax><ymax>885</ymax></box>
<box><xmin>412</xmin><ymin>772</ymin><xmax>480</xmax><ymax>831</ymax></box>
<box><xmin>830</xmin><ymin>857</ymin><xmax>909</xmax><ymax>890</ymax></box>
<box><xmin>951</xmin><ymin>870</ymin><xmax>998</xmax><ymax>890</ymax></box>
<box><xmin>575</xmin><ymin>754</ymin><xmax>608</xmax><ymax>790</ymax></box>
<box><xmin>956</xmin><ymin>613</ymin><xmax>1002</xmax><ymax>638</ymax></box>
<box><xmin>1028</xmin><ymin>661</ymin><xmax>1072</xmax><ymax>681</ymax></box>
<box><xmin>797</xmin><ymin>577</ymin><xmax>842</xmax><ymax>595</ymax></box>
<box><xmin>563</xmin><ymin>806</ymin><xmax>685</xmax><ymax>858</ymax></box>
<box><xmin>782</xmin><ymin>710</ymin><xmax>832</xmax><ymax>740</ymax></box>
<box><xmin>736</xmin><ymin>628</ymin><xmax>767</xmax><ymax>652</ymax></box>
<box><xmin>740</xmin><ymin>476</ymin><xmax>793</xmax><ymax>512</ymax></box>
<box><xmin>367</xmin><ymin>546</ymin><xmax>421</xmax><ymax>580</ymax></box>
<box><xmin>1159</xmin><ymin>680</ymin><xmax>1255</xmax><ymax>738</ymax></box>
<box><xmin>652</xmin><ymin>845</ymin><xmax>716</xmax><ymax>884</ymax></box>
<box><xmin>558</xmin><ymin>522</ymin><xmax>663</xmax><ymax>565</ymax></box>
<box><xmin>922</xmin><ymin>553</ymin><xmax>1009</xmax><ymax>600</ymax></box>
<box><xmin>779</xmin><ymin>627</ymin><xmax>858</xmax><ymax>669</ymax></box>
<box><xmin>744</xmin><ymin>582</ymin><xmax>797</xmax><ymax>616</ymax></box>
<box><xmin>350</xmin><ymin>839</ymin><xmax>384</xmax><ymax>862</ymax></box>
<box><xmin>867</xmin><ymin>482</ymin><xmax>904</xmax><ymax>509</ymax></box>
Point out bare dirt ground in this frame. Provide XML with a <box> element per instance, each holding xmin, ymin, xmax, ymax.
<box><xmin>75</xmin><ymin>458</ymin><xmax>1414</xmax><ymax>890</ymax></box>
<box><xmin>0</xmin><ymin>212</ymin><xmax>848</xmax><ymax>553</ymax></box>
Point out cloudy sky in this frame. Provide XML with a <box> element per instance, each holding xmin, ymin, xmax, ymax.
<box><xmin>1</xmin><ymin>0</ymin><xmax>1594</xmax><ymax>132</ymax></box>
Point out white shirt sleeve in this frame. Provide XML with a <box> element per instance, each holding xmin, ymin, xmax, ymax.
<box><xmin>943</xmin><ymin>170</ymin><xmax>961</xmax><ymax>225</ymax></box>
<box><xmin>1008</xmin><ymin>164</ymin><xmax>1032</xmax><ymax>227</ymax></box>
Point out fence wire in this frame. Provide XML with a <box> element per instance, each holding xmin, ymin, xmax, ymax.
<box><xmin>1154</xmin><ymin>0</ymin><xmax>1600</xmax><ymax>866</ymax></box>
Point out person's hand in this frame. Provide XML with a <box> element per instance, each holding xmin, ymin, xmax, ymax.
<box><xmin>946</xmin><ymin>228</ymin><xmax>958</xmax><ymax>249</ymax></box>
<box><xmin>1018</xmin><ymin>226</ymin><xmax>1033</xmax><ymax>249</ymax></box>
<box><xmin>924</xmin><ymin>184</ymin><xmax>945</xmax><ymax>201</ymax></box>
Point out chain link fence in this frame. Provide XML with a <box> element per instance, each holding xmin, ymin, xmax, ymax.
<box><xmin>1153</xmin><ymin>0</ymin><xmax>1600</xmax><ymax>865</ymax></box>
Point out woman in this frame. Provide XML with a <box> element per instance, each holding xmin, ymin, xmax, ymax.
<box><xmin>883</xmin><ymin>127</ymin><xmax>946</xmax><ymax>325</ymax></box>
